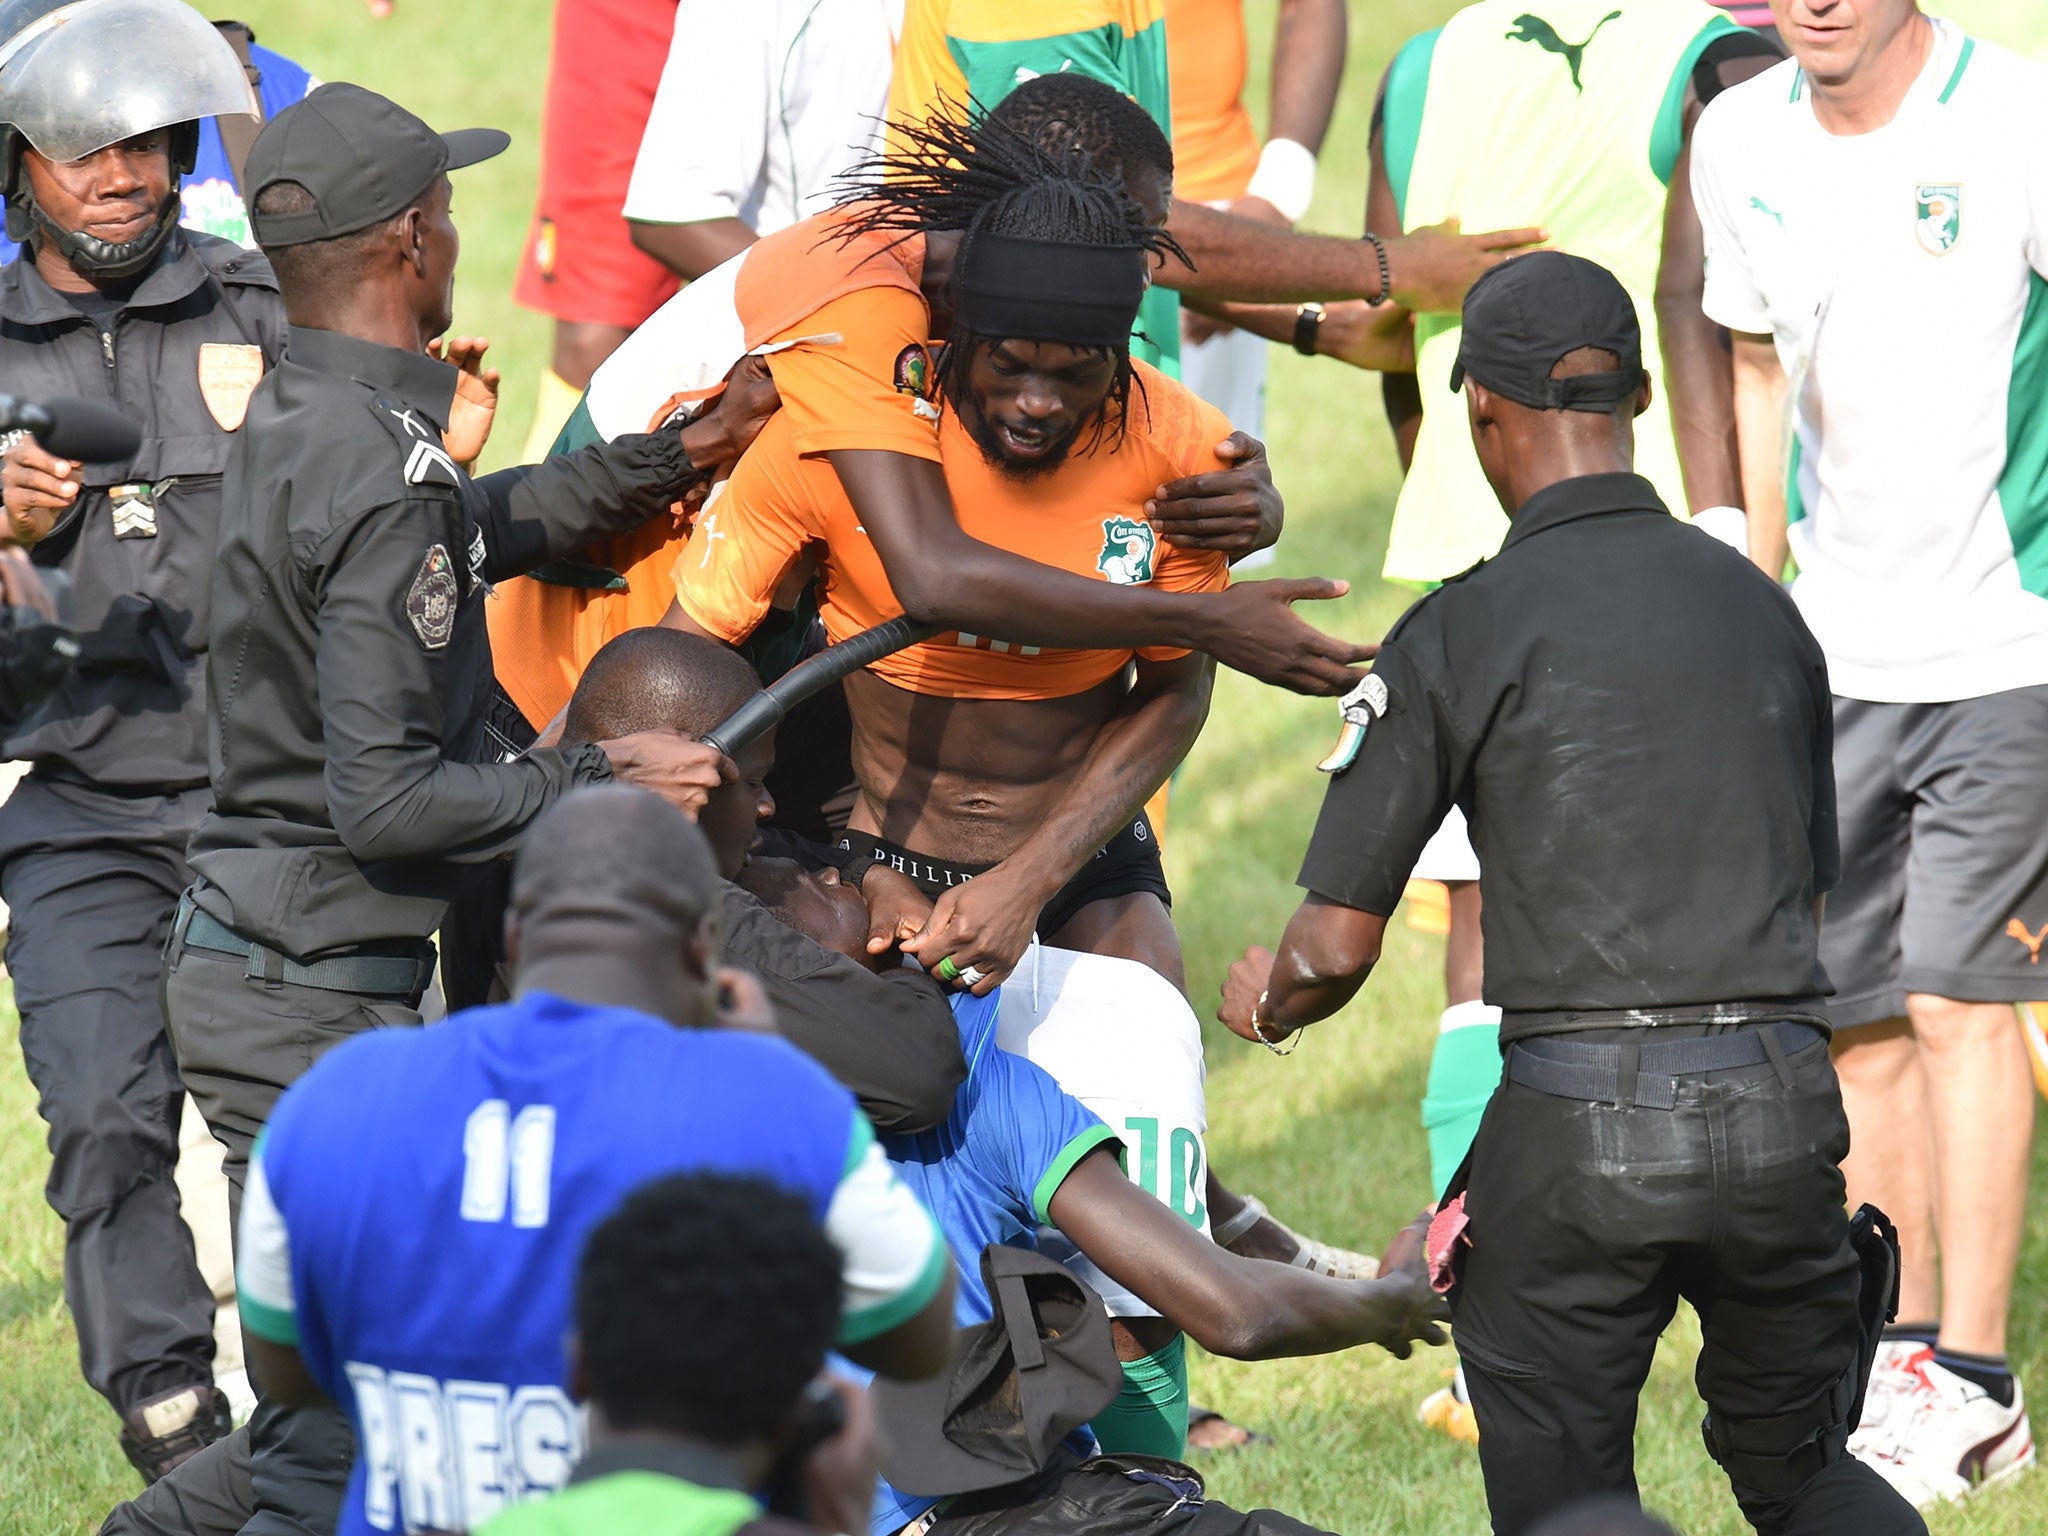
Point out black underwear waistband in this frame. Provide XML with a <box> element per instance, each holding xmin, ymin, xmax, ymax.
<box><xmin>837</xmin><ymin>829</ymin><xmax>989</xmax><ymax>894</ymax></box>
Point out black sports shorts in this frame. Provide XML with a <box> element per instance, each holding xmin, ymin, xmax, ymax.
<box><xmin>838</xmin><ymin>813</ymin><xmax>1171</xmax><ymax>943</ymax></box>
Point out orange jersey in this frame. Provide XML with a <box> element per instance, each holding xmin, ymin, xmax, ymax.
<box><xmin>487</xmin><ymin>209</ymin><xmax>941</xmax><ymax>728</ymax></box>
<box><xmin>1166</xmin><ymin>0</ymin><xmax>1259</xmax><ymax>204</ymax></box>
<box><xmin>674</xmin><ymin>360</ymin><xmax>1233</xmax><ymax>700</ymax></box>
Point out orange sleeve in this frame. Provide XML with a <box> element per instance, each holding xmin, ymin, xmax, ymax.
<box><xmin>670</xmin><ymin>413</ymin><xmax>820</xmax><ymax>644</ymax></box>
<box><xmin>761</xmin><ymin>288</ymin><xmax>943</xmax><ymax>462</ymax></box>
<box><xmin>1135</xmin><ymin>377</ymin><xmax>1232</xmax><ymax>660</ymax></box>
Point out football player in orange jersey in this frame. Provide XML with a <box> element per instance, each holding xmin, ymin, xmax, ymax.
<box><xmin>662</xmin><ymin>150</ymin><xmax>1383</xmax><ymax>1456</ymax></box>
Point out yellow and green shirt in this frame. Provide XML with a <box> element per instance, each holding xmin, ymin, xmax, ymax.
<box><xmin>889</xmin><ymin>0</ymin><xmax>1182</xmax><ymax>373</ymax></box>
<box><xmin>1379</xmin><ymin>0</ymin><xmax>1742</xmax><ymax>585</ymax></box>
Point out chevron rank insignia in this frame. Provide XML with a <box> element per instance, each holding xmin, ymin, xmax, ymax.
<box><xmin>376</xmin><ymin>399</ymin><xmax>463</xmax><ymax>487</ymax></box>
<box><xmin>108</xmin><ymin>480</ymin><xmax>173</xmax><ymax>539</ymax></box>
<box><xmin>1317</xmin><ymin>671</ymin><xmax>1389</xmax><ymax>774</ymax></box>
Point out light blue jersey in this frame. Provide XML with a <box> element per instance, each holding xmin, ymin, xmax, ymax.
<box><xmin>238</xmin><ymin>992</ymin><xmax>946</xmax><ymax>1536</ymax></box>
<box><xmin>866</xmin><ymin>992</ymin><xmax>1122</xmax><ymax>1534</ymax></box>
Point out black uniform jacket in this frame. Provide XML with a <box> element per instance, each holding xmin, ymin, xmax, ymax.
<box><xmin>0</xmin><ymin>231</ymin><xmax>287</xmax><ymax>787</ymax></box>
<box><xmin>1298</xmin><ymin>473</ymin><xmax>1840</xmax><ymax>1034</ymax></box>
<box><xmin>189</xmin><ymin>325</ymin><xmax>701</xmax><ymax>958</ymax></box>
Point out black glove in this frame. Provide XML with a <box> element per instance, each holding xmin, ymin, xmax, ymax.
<box><xmin>0</xmin><ymin>606</ymin><xmax>79</xmax><ymax>723</ymax></box>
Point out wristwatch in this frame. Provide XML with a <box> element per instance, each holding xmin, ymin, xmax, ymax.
<box><xmin>1292</xmin><ymin>302</ymin><xmax>1326</xmax><ymax>357</ymax></box>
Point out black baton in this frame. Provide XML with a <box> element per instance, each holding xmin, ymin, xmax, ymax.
<box><xmin>701</xmin><ymin>616</ymin><xmax>938</xmax><ymax>758</ymax></box>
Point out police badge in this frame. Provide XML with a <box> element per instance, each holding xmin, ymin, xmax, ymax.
<box><xmin>406</xmin><ymin>544</ymin><xmax>459</xmax><ymax>649</ymax></box>
<box><xmin>197</xmin><ymin>342</ymin><xmax>265</xmax><ymax>431</ymax></box>
<box><xmin>1317</xmin><ymin>671</ymin><xmax>1388</xmax><ymax>774</ymax></box>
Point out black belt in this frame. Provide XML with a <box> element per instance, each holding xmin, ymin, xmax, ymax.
<box><xmin>172</xmin><ymin>893</ymin><xmax>435</xmax><ymax>999</ymax></box>
<box><xmin>1502</xmin><ymin>999</ymin><xmax>1827</xmax><ymax>1033</ymax></box>
<box><xmin>1506</xmin><ymin>1020</ymin><xmax>1827</xmax><ymax>1110</ymax></box>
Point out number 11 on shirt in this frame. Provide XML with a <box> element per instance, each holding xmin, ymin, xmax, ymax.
<box><xmin>461</xmin><ymin>1100</ymin><xmax>557</xmax><ymax>1228</ymax></box>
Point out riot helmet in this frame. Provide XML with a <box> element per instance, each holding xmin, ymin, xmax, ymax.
<box><xmin>0</xmin><ymin>0</ymin><xmax>257</xmax><ymax>277</ymax></box>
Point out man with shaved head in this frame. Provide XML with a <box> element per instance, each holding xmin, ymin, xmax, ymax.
<box><xmin>228</xmin><ymin>784</ymin><xmax>955</xmax><ymax>1536</ymax></box>
<box><xmin>534</xmin><ymin>627</ymin><xmax>963</xmax><ymax>1134</ymax></box>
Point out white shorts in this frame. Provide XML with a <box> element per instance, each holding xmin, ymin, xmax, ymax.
<box><xmin>997</xmin><ymin>943</ymin><xmax>1210</xmax><ymax>1317</ymax></box>
<box><xmin>1412</xmin><ymin>805</ymin><xmax>1481</xmax><ymax>884</ymax></box>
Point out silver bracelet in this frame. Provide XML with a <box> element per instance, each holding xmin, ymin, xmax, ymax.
<box><xmin>1250</xmin><ymin>990</ymin><xmax>1300</xmax><ymax>1056</ymax></box>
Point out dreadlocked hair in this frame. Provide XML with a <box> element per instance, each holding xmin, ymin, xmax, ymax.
<box><xmin>831</xmin><ymin>103</ymin><xmax>1141</xmax><ymax>241</ymax></box>
<box><xmin>833</xmin><ymin>108</ymin><xmax>1186</xmax><ymax>448</ymax></box>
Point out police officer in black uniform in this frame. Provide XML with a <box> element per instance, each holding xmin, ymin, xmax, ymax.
<box><xmin>1218</xmin><ymin>254</ymin><xmax>1924</xmax><ymax>1536</ymax></box>
<box><xmin>0</xmin><ymin>0</ymin><xmax>282</xmax><ymax>1480</ymax></box>
<box><xmin>140</xmin><ymin>83</ymin><xmax>777</xmax><ymax>1536</ymax></box>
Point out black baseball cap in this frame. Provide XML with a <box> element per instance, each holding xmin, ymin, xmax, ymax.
<box><xmin>245</xmin><ymin>82</ymin><xmax>508</xmax><ymax>248</ymax></box>
<box><xmin>872</xmin><ymin>1245</ymin><xmax>1123</xmax><ymax>1497</ymax></box>
<box><xmin>1450</xmin><ymin>250</ymin><xmax>1644</xmax><ymax>412</ymax></box>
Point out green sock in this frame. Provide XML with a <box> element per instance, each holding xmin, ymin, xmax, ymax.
<box><xmin>1088</xmin><ymin>1333</ymin><xmax>1188</xmax><ymax>1458</ymax></box>
<box><xmin>1421</xmin><ymin>1009</ymin><xmax>1503</xmax><ymax>1199</ymax></box>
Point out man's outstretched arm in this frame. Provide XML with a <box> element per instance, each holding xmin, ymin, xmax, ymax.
<box><xmin>1160</xmin><ymin>206</ymin><xmax>1543</xmax><ymax>313</ymax></box>
<box><xmin>1047</xmin><ymin>1146</ymin><xmax>1445</xmax><ymax>1360</ymax></box>
<box><xmin>828</xmin><ymin>449</ymin><xmax>1374</xmax><ymax>696</ymax></box>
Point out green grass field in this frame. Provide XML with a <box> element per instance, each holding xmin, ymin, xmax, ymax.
<box><xmin>4</xmin><ymin>1</ymin><xmax>2046</xmax><ymax>1530</ymax></box>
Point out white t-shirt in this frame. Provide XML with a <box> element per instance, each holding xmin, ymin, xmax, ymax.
<box><xmin>994</xmin><ymin>943</ymin><xmax>1209</xmax><ymax>1318</ymax></box>
<box><xmin>623</xmin><ymin>0</ymin><xmax>901</xmax><ymax>236</ymax></box>
<box><xmin>1691</xmin><ymin>22</ymin><xmax>2048</xmax><ymax>703</ymax></box>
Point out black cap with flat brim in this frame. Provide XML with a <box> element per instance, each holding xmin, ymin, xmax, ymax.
<box><xmin>244</xmin><ymin>81</ymin><xmax>508</xmax><ymax>248</ymax></box>
<box><xmin>1449</xmin><ymin>250</ymin><xmax>1645</xmax><ymax>413</ymax></box>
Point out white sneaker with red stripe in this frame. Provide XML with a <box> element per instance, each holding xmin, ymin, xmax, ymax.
<box><xmin>1854</xmin><ymin>1348</ymin><xmax>2035</xmax><ymax>1506</ymax></box>
<box><xmin>1847</xmin><ymin>1339</ymin><xmax>1924</xmax><ymax>1461</ymax></box>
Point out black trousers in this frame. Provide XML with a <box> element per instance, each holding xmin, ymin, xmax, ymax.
<box><xmin>0</xmin><ymin>775</ymin><xmax>216</xmax><ymax>1418</ymax></box>
<box><xmin>132</xmin><ymin>940</ymin><xmax>425</xmax><ymax>1536</ymax></box>
<box><xmin>1450</xmin><ymin>1034</ymin><xmax>1925</xmax><ymax>1536</ymax></box>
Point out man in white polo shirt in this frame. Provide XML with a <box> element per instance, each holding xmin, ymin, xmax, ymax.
<box><xmin>621</xmin><ymin>0</ymin><xmax>900</xmax><ymax>285</ymax></box>
<box><xmin>1691</xmin><ymin>0</ymin><xmax>2046</xmax><ymax>1507</ymax></box>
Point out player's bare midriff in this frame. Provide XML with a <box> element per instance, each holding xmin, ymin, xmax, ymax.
<box><xmin>842</xmin><ymin>667</ymin><xmax>1129</xmax><ymax>867</ymax></box>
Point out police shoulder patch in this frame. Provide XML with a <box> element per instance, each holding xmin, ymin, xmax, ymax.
<box><xmin>406</xmin><ymin>544</ymin><xmax>460</xmax><ymax>649</ymax></box>
<box><xmin>1316</xmin><ymin>671</ymin><xmax>1390</xmax><ymax>775</ymax></box>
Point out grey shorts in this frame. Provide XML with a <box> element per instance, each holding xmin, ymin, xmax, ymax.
<box><xmin>1823</xmin><ymin>683</ymin><xmax>2048</xmax><ymax>1028</ymax></box>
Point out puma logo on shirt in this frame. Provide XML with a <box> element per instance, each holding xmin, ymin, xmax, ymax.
<box><xmin>2008</xmin><ymin>917</ymin><xmax>2048</xmax><ymax>964</ymax></box>
<box><xmin>1506</xmin><ymin>10</ymin><xmax>1623</xmax><ymax>92</ymax></box>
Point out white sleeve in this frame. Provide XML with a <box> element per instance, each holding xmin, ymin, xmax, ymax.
<box><xmin>826</xmin><ymin>1119</ymin><xmax>948</xmax><ymax>1345</ymax></box>
<box><xmin>235</xmin><ymin>1142</ymin><xmax>299</xmax><ymax>1345</ymax></box>
<box><xmin>2026</xmin><ymin>75</ymin><xmax>2048</xmax><ymax>282</ymax></box>
<box><xmin>623</xmin><ymin>0</ymin><xmax>773</xmax><ymax>226</ymax></box>
<box><xmin>1690</xmin><ymin>97</ymin><xmax>1773</xmax><ymax>335</ymax></box>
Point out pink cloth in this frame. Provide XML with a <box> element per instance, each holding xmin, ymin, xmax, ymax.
<box><xmin>1426</xmin><ymin>1193</ymin><xmax>1471</xmax><ymax>1294</ymax></box>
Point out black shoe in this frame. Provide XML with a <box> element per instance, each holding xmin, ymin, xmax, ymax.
<box><xmin>119</xmin><ymin>1384</ymin><xmax>233</xmax><ymax>1484</ymax></box>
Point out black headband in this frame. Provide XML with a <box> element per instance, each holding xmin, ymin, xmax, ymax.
<box><xmin>957</xmin><ymin>233</ymin><xmax>1147</xmax><ymax>349</ymax></box>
